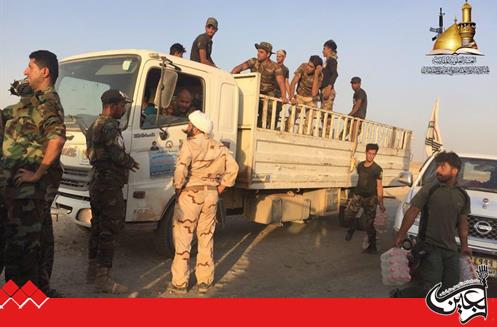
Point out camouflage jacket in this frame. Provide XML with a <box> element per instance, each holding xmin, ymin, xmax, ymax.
<box><xmin>174</xmin><ymin>134</ymin><xmax>239</xmax><ymax>190</ymax></box>
<box><xmin>245</xmin><ymin>58</ymin><xmax>284</xmax><ymax>96</ymax></box>
<box><xmin>295</xmin><ymin>63</ymin><xmax>323</xmax><ymax>98</ymax></box>
<box><xmin>2</xmin><ymin>87</ymin><xmax>65</xmax><ymax>199</ymax></box>
<box><xmin>86</xmin><ymin>115</ymin><xmax>135</xmax><ymax>188</ymax></box>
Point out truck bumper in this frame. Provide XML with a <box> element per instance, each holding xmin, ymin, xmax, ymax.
<box><xmin>53</xmin><ymin>194</ymin><xmax>92</xmax><ymax>228</ymax></box>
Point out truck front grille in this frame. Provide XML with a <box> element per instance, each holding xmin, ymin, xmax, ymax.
<box><xmin>468</xmin><ymin>215</ymin><xmax>497</xmax><ymax>241</ymax></box>
<box><xmin>60</xmin><ymin>167</ymin><xmax>91</xmax><ymax>191</ymax></box>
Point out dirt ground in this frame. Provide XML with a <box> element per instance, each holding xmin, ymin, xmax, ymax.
<box><xmin>1</xmin><ymin>162</ymin><xmax>495</xmax><ymax>298</ymax></box>
<box><xmin>0</xmin><ymin>187</ymin><xmax>415</xmax><ymax>298</ymax></box>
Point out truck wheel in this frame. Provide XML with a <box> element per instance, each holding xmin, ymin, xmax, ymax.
<box><xmin>154</xmin><ymin>203</ymin><xmax>175</xmax><ymax>258</ymax></box>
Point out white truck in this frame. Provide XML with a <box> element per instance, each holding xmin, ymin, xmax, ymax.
<box><xmin>53</xmin><ymin>49</ymin><xmax>413</xmax><ymax>256</ymax></box>
<box><xmin>394</xmin><ymin>153</ymin><xmax>497</xmax><ymax>277</ymax></box>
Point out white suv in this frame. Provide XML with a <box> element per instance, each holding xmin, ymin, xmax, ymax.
<box><xmin>394</xmin><ymin>153</ymin><xmax>497</xmax><ymax>277</ymax></box>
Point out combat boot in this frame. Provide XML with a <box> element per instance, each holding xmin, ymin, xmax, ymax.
<box><xmin>86</xmin><ymin>259</ymin><xmax>97</xmax><ymax>284</ymax></box>
<box><xmin>94</xmin><ymin>267</ymin><xmax>128</xmax><ymax>294</ymax></box>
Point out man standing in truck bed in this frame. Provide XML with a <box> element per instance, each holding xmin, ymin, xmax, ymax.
<box><xmin>168</xmin><ymin>111</ymin><xmax>239</xmax><ymax>295</ymax></box>
<box><xmin>85</xmin><ymin>89</ymin><xmax>139</xmax><ymax>294</ymax></box>
<box><xmin>344</xmin><ymin>143</ymin><xmax>386</xmax><ymax>254</ymax></box>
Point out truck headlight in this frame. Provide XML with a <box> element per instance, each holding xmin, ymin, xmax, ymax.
<box><xmin>76</xmin><ymin>208</ymin><xmax>93</xmax><ymax>225</ymax></box>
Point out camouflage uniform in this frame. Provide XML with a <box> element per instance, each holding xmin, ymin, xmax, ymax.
<box><xmin>245</xmin><ymin>58</ymin><xmax>284</xmax><ymax>96</ymax></box>
<box><xmin>345</xmin><ymin>194</ymin><xmax>378</xmax><ymax>242</ymax></box>
<box><xmin>294</xmin><ymin>63</ymin><xmax>323</xmax><ymax>105</ymax></box>
<box><xmin>171</xmin><ymin>134</ymin><xmax>239</xmax><ymax>289</ymax></box>
<box><xmin>86</xmin><ymin>115</ymin><xmax>136</xmax><ymax>269</ymax></box>
<box><xmin>2</xmin><ymin>87</ymin><xmax>65</xmax><ymax>287</ymax></box>
<box><xmin>345</xmin><ymin>161</ymin><xmax>383</xmax><ymax>248</ymax></box>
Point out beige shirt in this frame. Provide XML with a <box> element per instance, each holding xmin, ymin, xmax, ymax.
<box><xmin>174</xmin><ymin>133</ymin><xmax>239</xmax><ymax>189</ymax></box>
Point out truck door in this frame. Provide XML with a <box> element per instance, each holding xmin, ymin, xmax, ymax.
<box><xmin>126</xmin><ymin>61</ymin><xmax>208</xmax><ymax>223</ymax></box>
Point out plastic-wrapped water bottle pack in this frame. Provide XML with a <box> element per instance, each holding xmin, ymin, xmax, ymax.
<box><xmin>380</xmin><ymin>248</ymin><xmax>411</xmax><ymax>286</ymax></box>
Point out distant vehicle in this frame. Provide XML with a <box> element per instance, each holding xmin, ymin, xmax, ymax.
<box><xmin>52</xmin><ymin>49</ymin><xmax>413</xmax><ymax>257</ymax></box>
<box><xmin>393</xmin><ymin>153</ymin><xmax>497</xmax><ymax>277</ymax></box>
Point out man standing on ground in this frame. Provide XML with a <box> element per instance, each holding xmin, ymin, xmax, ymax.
<box><xmin>85</xmin><ymin>89</ymin><xmax>139</xmax><ymax>294</ymax></box>
<box><xmin>169</xmin><ymin>111</ymin><xmax>239</xmax><ymax>295</ymax></box>
<box><xmin>170</xmin><ymin>43</ymin><xmax>187</xmax><ymax>58</ymax></box>
<box><xmin>190</xmin><ymin>17</ymin><xmax>218</xmax><ymax>67</ymax></box>
<box><xmin>344</xmin><ymin>143</ymin><xmax>385</xmax><ymax>254</ymax></box>
<box><xmin>2</xmin><ymin>50</ymin><xmax>66</xmax><ymax>289</ymax></box>
<box><xmin>392</xmin><ymin>151</ymin><xmax>471</xmax><ymax>298</ymax></box>
<box><xmin>320</xmin><ymin>40</ymin><xmax>339</xmax><ymax>111</ymax></box>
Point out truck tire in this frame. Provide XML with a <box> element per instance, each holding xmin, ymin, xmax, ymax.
<box><xmin>154</xmin><ymin>202</ymin><xmax>175</xmax><ymax>258</ymax></box>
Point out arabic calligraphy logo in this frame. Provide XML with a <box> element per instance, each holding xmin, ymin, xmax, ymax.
<box><xmin>425</xmin><ymin>265</ymin><xmax>489</xmax><ymax>324</ymax></box>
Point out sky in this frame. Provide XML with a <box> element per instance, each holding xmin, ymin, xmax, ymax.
<box><xmin>1</xmin><ymin>0</ymin><xmax>496</xmax><ymax>161</ymax></box>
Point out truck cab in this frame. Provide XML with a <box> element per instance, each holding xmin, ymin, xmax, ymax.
<box><xmin>54</xmin><ymin>49</ymin><xmax>238</xmax><ymax>231</ymax></box>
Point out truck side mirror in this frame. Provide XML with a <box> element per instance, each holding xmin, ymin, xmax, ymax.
<box><xmin>398</xmin><ymin>171</ymin><xmax>413</xmax><ymax>187</ymax></box>
<box><xmin>154</xmin><ymin>69</ymin><xmax>178</xmax><ymax>109</ymax></box>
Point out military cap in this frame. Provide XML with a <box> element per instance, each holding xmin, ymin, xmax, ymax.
<box><xmin>206</xmin><ymin>17</ymin><xmax>219</xmax><ymax>29</ymax></box>
<box><xmin>170</xmin><ymin>43</ymin><xmax>186</xmax><ymax>54</ymax></box>
<box><xmin>101</xmin><ymin>89</ymin><xmax>133</xmax><ymax>105</ymax></box>
<box><xmin>255</xmin><ymin>42</ymin><xmax>274</xmax><ymax>54</ymax></box>
<box><xmin>350</xmin><ymin>76</ymin><xmax>362</xmax><ymax>84</ymax></box>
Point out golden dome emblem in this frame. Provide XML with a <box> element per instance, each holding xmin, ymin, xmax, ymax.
<box><xmin>433</xmin><ymin>23</ymin><xmax>462</xmax><ymax>52</ymax></box>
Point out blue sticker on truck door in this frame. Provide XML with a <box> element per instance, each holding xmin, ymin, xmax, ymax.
<box><xmin>149</xmin><ymin>150</ymin><xmax>177</xmax><ymax>177</ymax></box>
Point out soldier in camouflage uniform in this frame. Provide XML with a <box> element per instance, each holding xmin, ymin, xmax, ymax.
<box><xmin>85</xmin><ymin>89</ymin><xmax>139</xmax><ymax>294</ymax></box>
<box><xmin>344</xmin><ymin>144</ymin><xmax>386</xmax><ymax>254</ymax></box>
<box><xmin>231</xmin><ymin>42</ymin><xmax>288</xmax><ymax>127</ymax></box>
<box><xmin>2</xmin><ymin>51</ymin><xmax>66</xmax><ymax>288</ymax></box>
<box><xmin>289</xmin><ymin>55</ymin><xmax>323</xmax><ymax>107</ymax></box>
<box><xmin>168</xmin><ymin>111</ymin><xmax>239</xmax><ymax>295</ymax></box>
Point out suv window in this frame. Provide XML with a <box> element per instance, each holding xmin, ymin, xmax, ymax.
<box><xmin>141</xmin><ymin>69</ymin><xmax>204</xmax><ymax>129</ymax></box>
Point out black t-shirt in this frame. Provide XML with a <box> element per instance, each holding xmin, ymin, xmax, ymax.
<box><xmin>321</xmin><ymin>57</ymin><xmax>338</xmax><ymax>89</ymax></box>
<box><xmin>353</xmin><ymin>88</ymin><xmax>367</xmax><ymax>119</ymax></box>
<box><xmin>355</xmin><ymin>161</ymin><xmax>383</xmax><ymax>197</ymax></box>
<box><xmin>190</xmin><ymin>33</ymin><xmax>213</xmax><ymax>63</ymax></box>
<box><xmin>411</xmin><ymin>182</ymin><xmax>471</xmax><ymax>251</ymax></box>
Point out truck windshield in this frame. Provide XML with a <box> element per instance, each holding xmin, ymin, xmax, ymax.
<box><xmin>459</xmin><ymin>158</ymin><xmax>497</xmax><ymax>193</ymax></box>
<box><xmin>55</xmin><ymin>55</ymin><xmax>140</xmax><ymax>131</ymax></box>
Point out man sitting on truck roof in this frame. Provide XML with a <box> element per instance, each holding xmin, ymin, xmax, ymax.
<box><xmin>190</xmin><ymin>17</ymin><xmax>218</xmax><ymax>67</ymax></box>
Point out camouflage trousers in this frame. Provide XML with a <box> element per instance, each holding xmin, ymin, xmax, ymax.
<box><xmin>171</xmin><ymin>188</ymin><xmax>218</xmax><ymax>288</ymax></box>
<box><xmin>3</xmin><ymin>198</ymin><xmax>45</xmax><ymax>287</ymax></box>
<box><xmin>38</xmin><ymin>182</ymin><xmax>59</xmax><ymax>293</ymax></box>
<box><xmin>88</xmin><ymin>184</ymin><xmax>125</xmax><ymax>268</ymax></box>
<box><xmin>321</xmin><ymin>87</ymin><xmax>336</xmax><ymax>111</ymax></box>
<box><xmin>345</xmin><ymin>194</ymin><xmax>378</xmax><ymax>243</ymax></box>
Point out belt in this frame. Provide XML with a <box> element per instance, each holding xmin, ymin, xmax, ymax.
<box><xmin>182</xmin><ymin>185</ymin><xmax>218</xmax><ymax>192</ymax></box>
